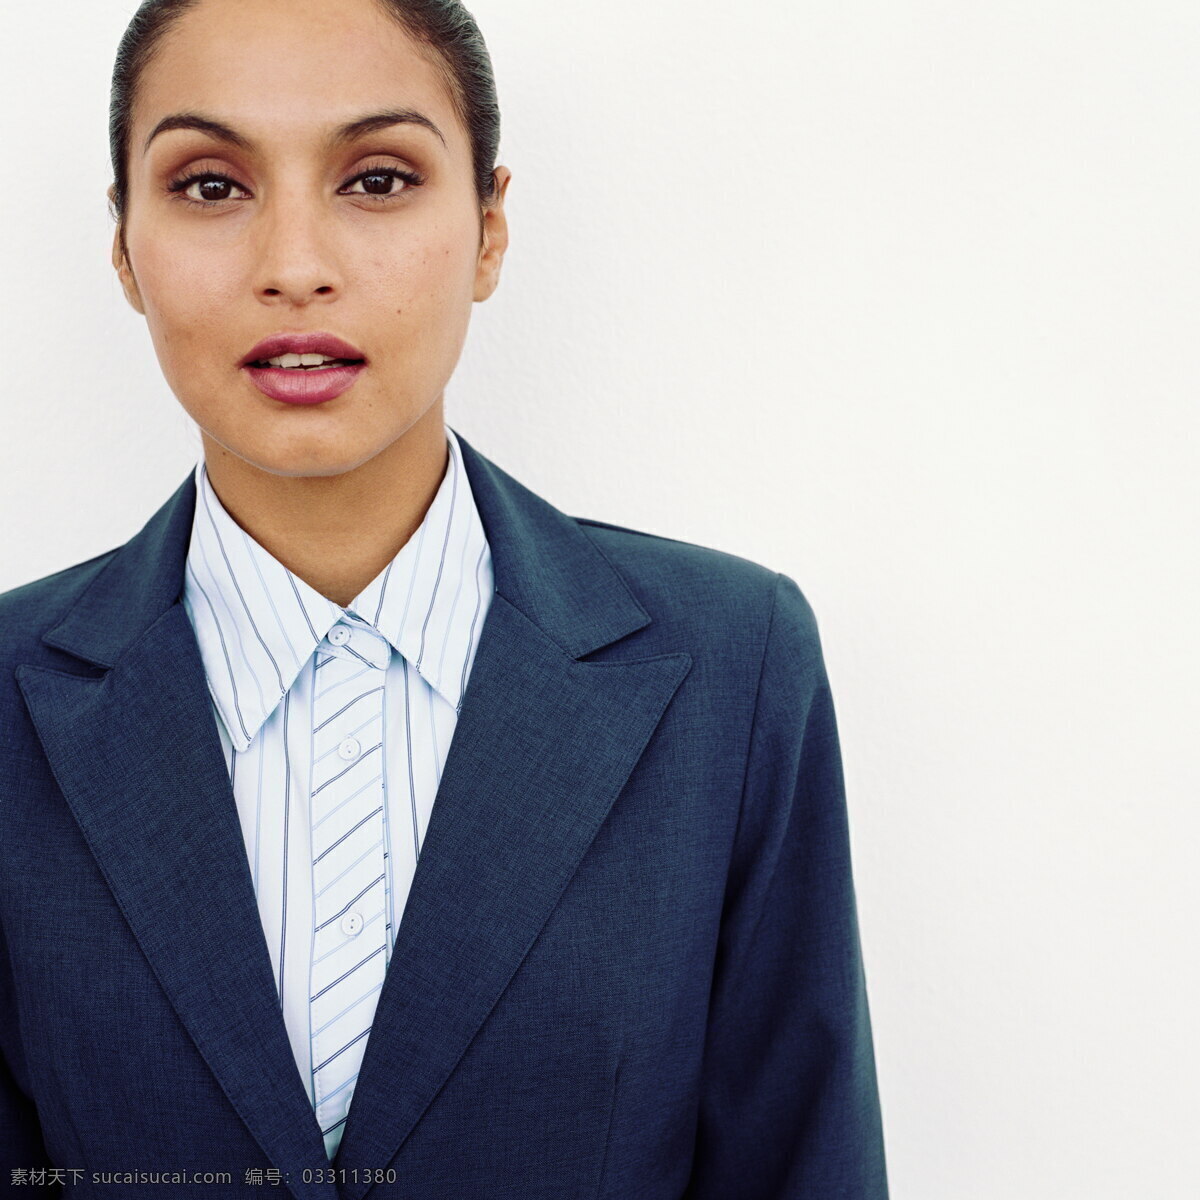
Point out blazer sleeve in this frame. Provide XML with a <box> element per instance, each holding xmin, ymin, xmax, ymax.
<box><xmin>683</xmin><ymin>572</ymin><xmax>888</xmax><ymax>1199</ymax></box>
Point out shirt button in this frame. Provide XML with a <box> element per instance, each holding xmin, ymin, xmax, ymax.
<box><xmin>329</xmin><ymin>626</ymin><xmax>351</xmax><ymax>646</ymax></box>
<box><xmin>341</xmin><ymin>911</ymin><xmax>364</xmax><ymax>936</ymax></box>
<box><xmin>337</xmin><ymin>737</ymin><xmax>361</xmax><ymax>760</ymax></box>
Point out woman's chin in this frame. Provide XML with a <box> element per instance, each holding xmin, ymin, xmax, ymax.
<box><xmin>199</xmin><ymin>427</ymin><xmax>379</xmax><ymax>480</ymax></box>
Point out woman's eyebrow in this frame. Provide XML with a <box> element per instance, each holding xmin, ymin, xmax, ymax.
<box><xmin>141</xmin><ymin>108</ymin><xmax>447</xmax><ymax>156</ymax></box>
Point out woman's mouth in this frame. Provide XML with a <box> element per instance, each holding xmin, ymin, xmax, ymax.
<box><xmin>243</xmin><ymin>357</ymin><xmax>367</xmax><ymax>405</ymax></box>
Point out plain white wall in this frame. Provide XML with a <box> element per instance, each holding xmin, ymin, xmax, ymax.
<box><xmin>3</xmin><ymin>2</ymin><xmax>1198</xmax><ymax>1196</ymax></box>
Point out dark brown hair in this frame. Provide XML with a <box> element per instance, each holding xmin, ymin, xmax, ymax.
<box><xmin>108</xmin><ymin>0</ymin><xmax>501</xmax><ymax>247</ymax></box>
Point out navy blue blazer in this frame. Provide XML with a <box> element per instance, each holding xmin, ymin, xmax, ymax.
<box><xmin>0</xmin><ymin>431</ymin><xmax>887</xmax><ymax>1199</ymax></box>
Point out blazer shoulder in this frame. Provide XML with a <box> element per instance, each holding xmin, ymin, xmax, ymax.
<box><xmin>574</xmin><ymin>512</ymin><xmax>775</xmax><ymax>589</ymax></box>
<box><xmin>571</xmin><ymin>514</ymin><xmax>821</xmax><ymax>654</ymax></box>
<box><xmin>0</xmin><ymin>546</ymin><xmax>121</xmax><ymax>669</ymax></box>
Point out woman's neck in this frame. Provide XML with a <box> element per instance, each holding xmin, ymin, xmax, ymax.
<box><xmin>198</xmin><ymin>403</ymin><xmax>450</xmax><ymax>609</ymax></box>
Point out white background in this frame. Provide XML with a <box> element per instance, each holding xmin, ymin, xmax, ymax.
<box><xmin>3</xmin><ymin>3</ymin><xmax>1198</xmax><ymax>1197</ymax></box>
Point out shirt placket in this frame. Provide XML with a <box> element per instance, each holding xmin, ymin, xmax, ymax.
<box><xmin>307</xmin><ymin>615</ymin><xmax>391</xmax><ymax>1160</ymax></box>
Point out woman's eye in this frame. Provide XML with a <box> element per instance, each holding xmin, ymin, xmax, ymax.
<box><xmin>169</xmin><ymin>173</ymin><xmax>248</xmax><ymax>206</ymax></box>
<box><xmin>342</xmin><ymin>168</ymin><xmax>423</xmax><ymax>198</ymax></box>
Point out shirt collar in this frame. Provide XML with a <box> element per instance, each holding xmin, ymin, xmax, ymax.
<box><xmin>182</xmin><ymin>425</ymin><xmax>494</xmax><ymax>752</ymax></box>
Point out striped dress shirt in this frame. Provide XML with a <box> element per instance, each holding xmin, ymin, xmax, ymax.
<box><xmin>180</xmin><ymin>424</ymin><xmax>494</xmax><ymax>1161</ymax></box>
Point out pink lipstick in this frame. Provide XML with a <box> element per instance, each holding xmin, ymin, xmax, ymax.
<box><xmin>240</xmin><ymin>331</ymin><xmax>367</xmax><ymax>406</ymax></box>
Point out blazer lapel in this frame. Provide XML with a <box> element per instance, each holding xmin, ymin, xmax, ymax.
<box><xmin>333</xmin><ymin>434</ymin><xmax>691</xmax><ymax>1196</ymax></box>
<box><xmin>17</xmin><ymin>480</ymin><xmax>339</xmax><ymax>1199</ymax></box>
<box><xmin>17</xmin><ymin>432</ymin><xmax>691</xmax><ymax>1200</ymax></box>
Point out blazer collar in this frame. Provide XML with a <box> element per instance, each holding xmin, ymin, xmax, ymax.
<box><xmin>18</xmin><ymin>429</ymin><xmax>692</xmax><ymax>1200</ymax></box>
<box><xmin>41</xmin><ymin>425</ymin><xmax>645</xmax><ymax>670</ymax></box>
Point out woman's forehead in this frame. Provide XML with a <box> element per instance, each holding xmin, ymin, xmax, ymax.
<box><xmin>134</xmin><ymin>0</ymin><xmax>461</xmax><ymax>150</ymax></box>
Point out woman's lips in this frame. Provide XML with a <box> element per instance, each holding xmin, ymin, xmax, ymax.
<box><xmin>242</xmin><ymin>362</ymin><xmax>366</xmax><ymax>405</ymax></box>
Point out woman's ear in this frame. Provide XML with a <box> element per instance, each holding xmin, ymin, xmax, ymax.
<box><xmin>108</xmin><ymin>188</ymin><xmax>145</xmax><ymax>316</ymax></box>
<box><xmin>474</xmin><ymin>166</ymin><xmax>512</xmax><ymax>303</ymax></box>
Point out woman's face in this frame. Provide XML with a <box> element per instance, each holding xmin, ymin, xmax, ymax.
<box><xmin>114</xmin><ymin>0</ymin><xmax>509</xmax><ymax>478</ymax></box>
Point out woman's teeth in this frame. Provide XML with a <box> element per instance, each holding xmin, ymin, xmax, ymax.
<box><xmin>256</xmin><ymin>352</ymin><xmax>356</xmax><ymax>370</ymax></box>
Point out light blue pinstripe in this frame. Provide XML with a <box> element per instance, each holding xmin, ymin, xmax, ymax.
<box><xmin>180</xmin><ymin>425</ymin><xmax>494</xmax><ymax>1162</ymax></box>
<box><xmin>307</xmin><ymin>628</ymin><xmax>390</xmax><ymax>1155</ymax></box>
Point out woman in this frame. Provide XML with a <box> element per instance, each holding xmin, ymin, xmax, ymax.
<box><xmin>0</xmin><ymin>1</ymin><xmax>887</xmax><ymax>1196</ymax></box>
